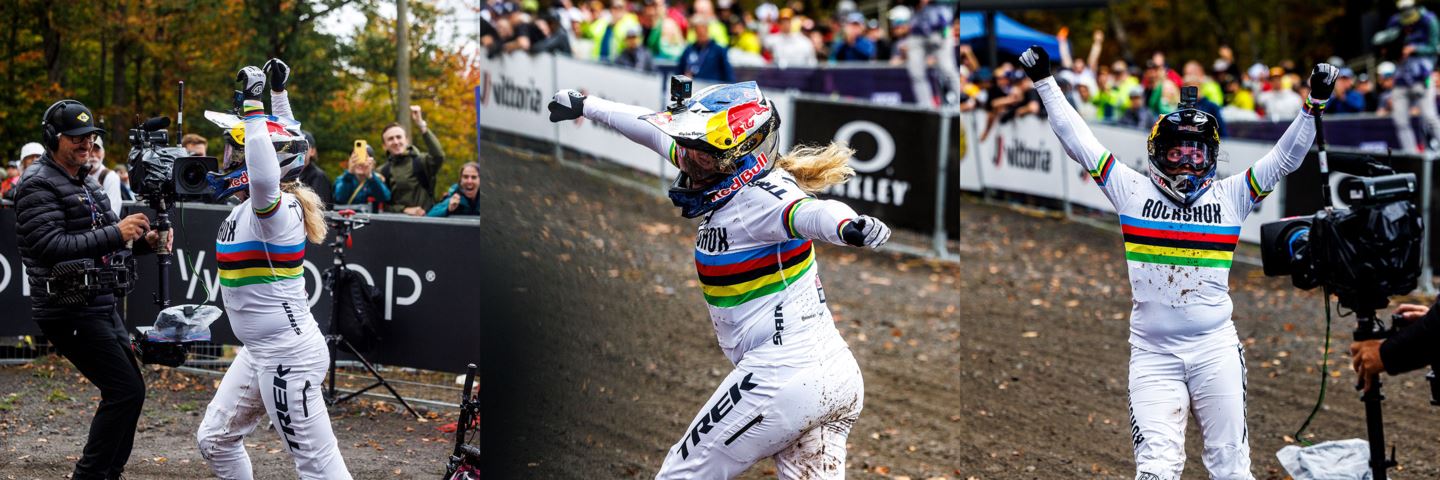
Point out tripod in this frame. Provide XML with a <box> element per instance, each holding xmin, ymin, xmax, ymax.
<box><xmin>322</xmin><ymin>210</ymin><xmax>420</xmax><ymax>418</ymax></box>
<box><xmin>1354</xmin><ymin>310</ymin><xmax>1398</xmax><ymax>480</ymax></box>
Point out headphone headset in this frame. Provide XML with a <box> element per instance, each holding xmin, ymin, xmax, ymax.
<box><xmin>41</xmin><ymin>99</ymin><xmax>83</xmax><ymax>152</ymax></box>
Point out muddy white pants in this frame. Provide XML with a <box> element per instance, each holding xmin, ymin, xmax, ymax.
<box><xmin>656</xmin><ymin>342</ymin><xmax>863</xmax><ymax>479</ymax></box>
<box><xmin>197</xmin><ymin>346</ymin><xmax>351</xmax><ymax>479</ymax></box>
<box><xmin>1390</xmin><ymin>76</ymin><xmax>1440</xmax><ymax>153</ymax></box>
<box><xmin>1128</xmin><ymin>342</ymin><xmax>1253</xmax><ymax>480</ymax></box>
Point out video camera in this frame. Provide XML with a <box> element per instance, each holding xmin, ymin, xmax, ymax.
<box><xmin>1259</xmin><ymin>151</ymin><xmax>1431</xmax><ymax>479</ymax></box>
<box><xmin>1259</xmin><ymin>154</ymin><xmax>1422</xmax><ymax>315</ymax></box>
<box><xmin>126</xmin><ymin>116</ymin><xmax>217</xmax><ymax>203</ymax></box>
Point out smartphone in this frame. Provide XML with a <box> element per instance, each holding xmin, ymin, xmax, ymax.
<box><xmin>352</xmin><ymin>140</ymin><xmax>369</xmax><ymax>160</ymax></box>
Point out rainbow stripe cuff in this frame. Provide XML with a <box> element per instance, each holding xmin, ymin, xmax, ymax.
<box><xmin>1245</xmin><ymin>168</ymin><xmax>1271</xmax><ymax>203</ymax></box>
<box><xmin>1119</xmin><ymin>215</ymin><xmax>1239</xmax><ymax>269</ymax></box>
<box><xmin>1091</xmin><ymin>152</ymin><xmax>1116</xmax><ymax>186</ymax></box>
<box><xmin>782</xmin><ymin>198</ymin><xmax>812</xmax><ymax>239</ymax></box>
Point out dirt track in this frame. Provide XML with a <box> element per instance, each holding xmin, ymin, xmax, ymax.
<box><xmin>0</xmin><ymin>357</ymin><xmax>459</xmax><ymax>479</ymax></box>
<box><xmin>958</xmin><ymin>197</ymin><xmax>1440</xmax><ymax>478</ymax></box>
<box><xmin>478</xmin><ymin>140</ymin><xmax>961</xmax><ymax>478</ymax></box>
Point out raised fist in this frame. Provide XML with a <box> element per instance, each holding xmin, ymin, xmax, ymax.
<box><xmin>1018</xmin><ymin>45</ymin><xmax>1051</xmax><ymax>82</ymax></box>
<box><xmin>263</xmin><ymin>58</ymin><xmax>291</xmax><ymax>92</ymax></box>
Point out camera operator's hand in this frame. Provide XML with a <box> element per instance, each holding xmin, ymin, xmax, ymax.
<box><xmin>263</xmin><ymin>58</ymin><xmax>290</xmax><ymax>92</ymax></box>
<box><xmin>143</xmin><ymin>230</ymin><xmax>172</xmax><ymax>252</ymax></box>
<box><xmin>548</xmin><ymin>90</ymin><xmax>587</xmax><ymax>122</ymax></box>
<box><xmin>1351</xmin><ymin>339</ymin><xmax>1387</xmax><ymax>391</ymax></box>
<box><xmin>117</xmin><ymin>213</ymin><xmax>151</xmax><ymax>242</ymax></box>
<box><xmin>1394</xmin><ymin>303</ymin><xmax>1429</xmax><ymax>328</ymax></box>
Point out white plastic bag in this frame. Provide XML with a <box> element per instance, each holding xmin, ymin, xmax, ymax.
<box><xmin>1277</xmin><ymin>439</ymin><xmax>1372</xmax><ymax>480</ymax></box>
<box><xmin>145</xmin><ymin>304</ymin><xmax>223</xmax><ymax>342</ymax></box>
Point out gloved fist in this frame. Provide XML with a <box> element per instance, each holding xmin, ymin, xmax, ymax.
<box><xmin>1018</xmin><ymin>45</ymin><xmax>1051</xmax><ymax>82</ymax></box>
<box><xmin>841</xmin><ymin>215</ymin><xmax>891</xmax><ymax>249</ymax></box>
<box><xmin>236</xmin><ymin>66</ymin><xmax>266</xmax><ymax>101</ymax></box>
<box><xmin>548</xmin><ymin>89</ymin><xmax>587</xmax><ymax>122</ymax></box>
<box><xmin>1310</xmin><ymin>63</ymin><xmax>1339</xmax><ymax>101</ymax></box>
<box><xmin>263</xmin><ymin>58</ymin><xmax>291</xmax><ymax>92</ymax></box>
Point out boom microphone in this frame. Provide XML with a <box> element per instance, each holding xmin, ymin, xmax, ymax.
<box><xmin>141</xmin><ymin>116</ymin><xmax>172</xmax><ymax>132</ymax></box>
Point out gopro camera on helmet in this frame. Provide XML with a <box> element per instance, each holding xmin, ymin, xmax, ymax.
<box><xmin>669</xmin><ymin>75</ymin><xmax>693</xmax><ymax>112</ymax></box>
<box><xmin>1179</xmin><ymin>85</ymin><xmax>1198</xmax><ymax>109</ymax></box>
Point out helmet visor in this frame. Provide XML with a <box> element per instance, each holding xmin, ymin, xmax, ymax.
<box><xmin>1157</xmin><ymin>141</ymin><xmax>1212</xmax><ymax>175</ymax></box>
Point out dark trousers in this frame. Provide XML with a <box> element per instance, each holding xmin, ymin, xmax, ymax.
<box><xmin>37</xmin><ymin>310</ymin><xmax>146</xmax><ymax>480</ymax></box>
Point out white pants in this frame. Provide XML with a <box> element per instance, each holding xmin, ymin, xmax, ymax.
<box><xmin>1390</xmin><ymin>79</ymin><xmax>1440</xmax><ymax>153</ymax></box>
<box><xmin>905</xmin><ymin>34</ymin><xmax>963</xmax><ymax>107</ymax></box>
<box><xmin>1128</xmin><ymin>342</ymin><xmax>1253</xmax><ymax>480</ymax></box>
<box><xmin>197</xmin><ymin>346</ymin><xmax>351</xmax><ymax>479</ymax></box>
<box><xmin>656</xmin><ymin>342</ymin><xmax>864</xmax><ymax>479</ymax></box>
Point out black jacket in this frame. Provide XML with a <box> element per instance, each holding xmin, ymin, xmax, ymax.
<box><xmin>298</xmin><ymin>163</ymin><xmax>333</xmax><ymax>208</ymax></box>
<box><xmin>1382</xmin><ymin>300</ymin><xmax>1440</xmax><ymax>375</ymax></box>
<box><xmin>14</xmin><ymin>154</ymin><xmax>147</xmax><ymax>320</ymax></box>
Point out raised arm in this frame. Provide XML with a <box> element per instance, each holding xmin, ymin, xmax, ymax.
<box><xmin>781</xmin><ymin>198</ymin><xmax>889</xmax><ymax>248</ymax></box>
<box><xmin>264</xmin><ymin>59</ymin><xmax>295</xmax><ymax>121</ymax></box>
<box><xmin>1024</xmin><ymin>48</ymin><xmax>1113</xmax><ymax>176</ymax></box>
<box><xmin>1233</xmin><ymin>64</ymin><xmax>1334</xmax><ymax>205</ymax></box>
<box><xmin>1020</xmin><ymin>45</ymin><xmax>1136</xmax><ymax>206</ymax></box>
<box><xmin>548</xmin><ymin>90</ymin><xmax>676</xmax><ymax>160</ymax></box>
<box><xmin>243</xmin><ymin>100</ymin><xmax>283</xmax><ymax>218</ymax></box>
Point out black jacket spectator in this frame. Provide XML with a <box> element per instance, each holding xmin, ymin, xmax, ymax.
<box><xmin>298</xmin><ymin>163</ymin><xmax>333</xmax><ymax>208</ymax></box>
<box><xmin>1382</xmin><ymin>299</ymin><xmax>1440</xmax><ymax>375</ymax></box>
<box><xmin>15</xmin><ymin>155</ymin><xmax>150</xmax><ymax>320</ymax></box>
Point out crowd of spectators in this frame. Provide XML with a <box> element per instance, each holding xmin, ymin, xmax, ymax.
<box><xmin>481</xmin><ymin>0</ymin><xmax>959</xmax><ymax>87</ymax></box>
<box><xmin>962</xmin><ymin>1</ymin><xmax>1440</xmax><ymax>153</ymax></box>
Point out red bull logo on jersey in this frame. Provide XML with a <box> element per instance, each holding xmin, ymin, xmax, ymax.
<box><xmin>707</xmin><ymin>153</ymin><xmax>770</xmax><ymax>202</ymax></box>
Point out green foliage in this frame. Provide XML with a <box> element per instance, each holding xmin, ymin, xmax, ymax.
<box><xmin>47</xmin><ymin>387</ymin><xmax>70</xmax><ymax>403</ymax></box>
<box><xmin>0</xmin><ymin>0</ymin><xmax>479</xmax><ymax>201</ymax></box>
<box><xmin>0</xmin><ymin>392</ymin><xmax>19</xmax><ymax>411</ymax></box>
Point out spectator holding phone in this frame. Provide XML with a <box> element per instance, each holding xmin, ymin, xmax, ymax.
<box><xmin>334</xmin><ymin>141</ymin><xmax>391</xmax><ymax>213</ymax></box>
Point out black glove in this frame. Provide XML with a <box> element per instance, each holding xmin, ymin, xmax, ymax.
<box><xmin>840</xmin><ymin>215</ymin><xmax>892</xmax><ymax>249</ymax></box>
<box><xmin>234</xmin><ymin>66</ymin><xmax>265</xmax><ymax>110</ymax></box>
<box><xmin>263</xmin><ymin>58</ymin><xmax>291</xmax><ymax>92</ymax></box>
<box><xmin>1310</xmin><ymin>63</ymin><xmax>1339</xmax><ymax>101</ymax></box>
<box><xmin>548</xmin><ymin>89</ymin><xmax>587</xmax><ymax>122</ymax></box>
<box><xmin>1018</xmin><ymin>45</ymin><xmax>1052</xmax><ymax>82</ymax></box>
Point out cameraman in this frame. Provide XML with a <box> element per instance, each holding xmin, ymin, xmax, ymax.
<box><xmin>1352</xmin><ymin>302</ymin><xmax>1440</xmax><ymax>390</ymax></box>
<box><xmin>14</xmin><ymin>99</ymin><xmax>166</xmax><ymax>480</ymax></box>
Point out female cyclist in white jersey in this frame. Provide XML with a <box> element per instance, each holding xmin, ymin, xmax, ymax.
<box><xmin>1019</xmin><ymin>45</ymin><xmax>1339</xmax><ymax>479</ymax></box>
<box><xmin>194</xmin><ymin>60</ymin><xmax>351</xmax><ymax>479</ymax></box>
<box><xmin>548</xmin><ymin>82</ymin><xmax>891</xmax><ymax>479</ymax></box>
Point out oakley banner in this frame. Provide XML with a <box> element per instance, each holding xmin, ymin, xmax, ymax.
<box><xmin>0</xmin><ymin>204</ymin><xmax>480</xmax><ymax>374</ymax></box>
<box><xmin>791</xmin><ymin>98</ymin><xmax>947</xmax><ymax>234</ymax></box>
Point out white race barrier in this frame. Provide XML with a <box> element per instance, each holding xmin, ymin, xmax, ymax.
<box><xmin>959</xmin><ymin>110</ymin><xmax>1284</xmax><ymax>244</ymax></box>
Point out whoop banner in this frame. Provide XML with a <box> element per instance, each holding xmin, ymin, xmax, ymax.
<box><xmin>0</xmin><ymin>204</ymin><xmax>481</xmax><ymax>374</ymax></box>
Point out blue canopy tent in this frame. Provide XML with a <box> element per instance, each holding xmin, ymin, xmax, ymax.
<box><xmin>959</xmin><ymin>12</ymin><xmax>1068</xmax><ymax>64</ymax></box>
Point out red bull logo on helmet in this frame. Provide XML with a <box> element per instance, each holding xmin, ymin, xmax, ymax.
<box><xmin>705</xmin><ymin>100</ymin><xmax>770</xmax><ymax>150</ymax></box>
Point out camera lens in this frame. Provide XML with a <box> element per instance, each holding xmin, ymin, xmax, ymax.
<box><xmin>180</xmin><ymin>160</ymin><xmax>208</xmax><ymax>189</ymax></box>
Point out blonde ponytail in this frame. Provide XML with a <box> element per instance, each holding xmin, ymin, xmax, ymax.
<box><xmin>281</xmin><ymin>181</ymin><xmax>329</xmax><ymax>244</ymax></box>
<box><xmin>776</xmin><ymin>142</ymin><xmax>855</xmax><ymax>193</ymax></box>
